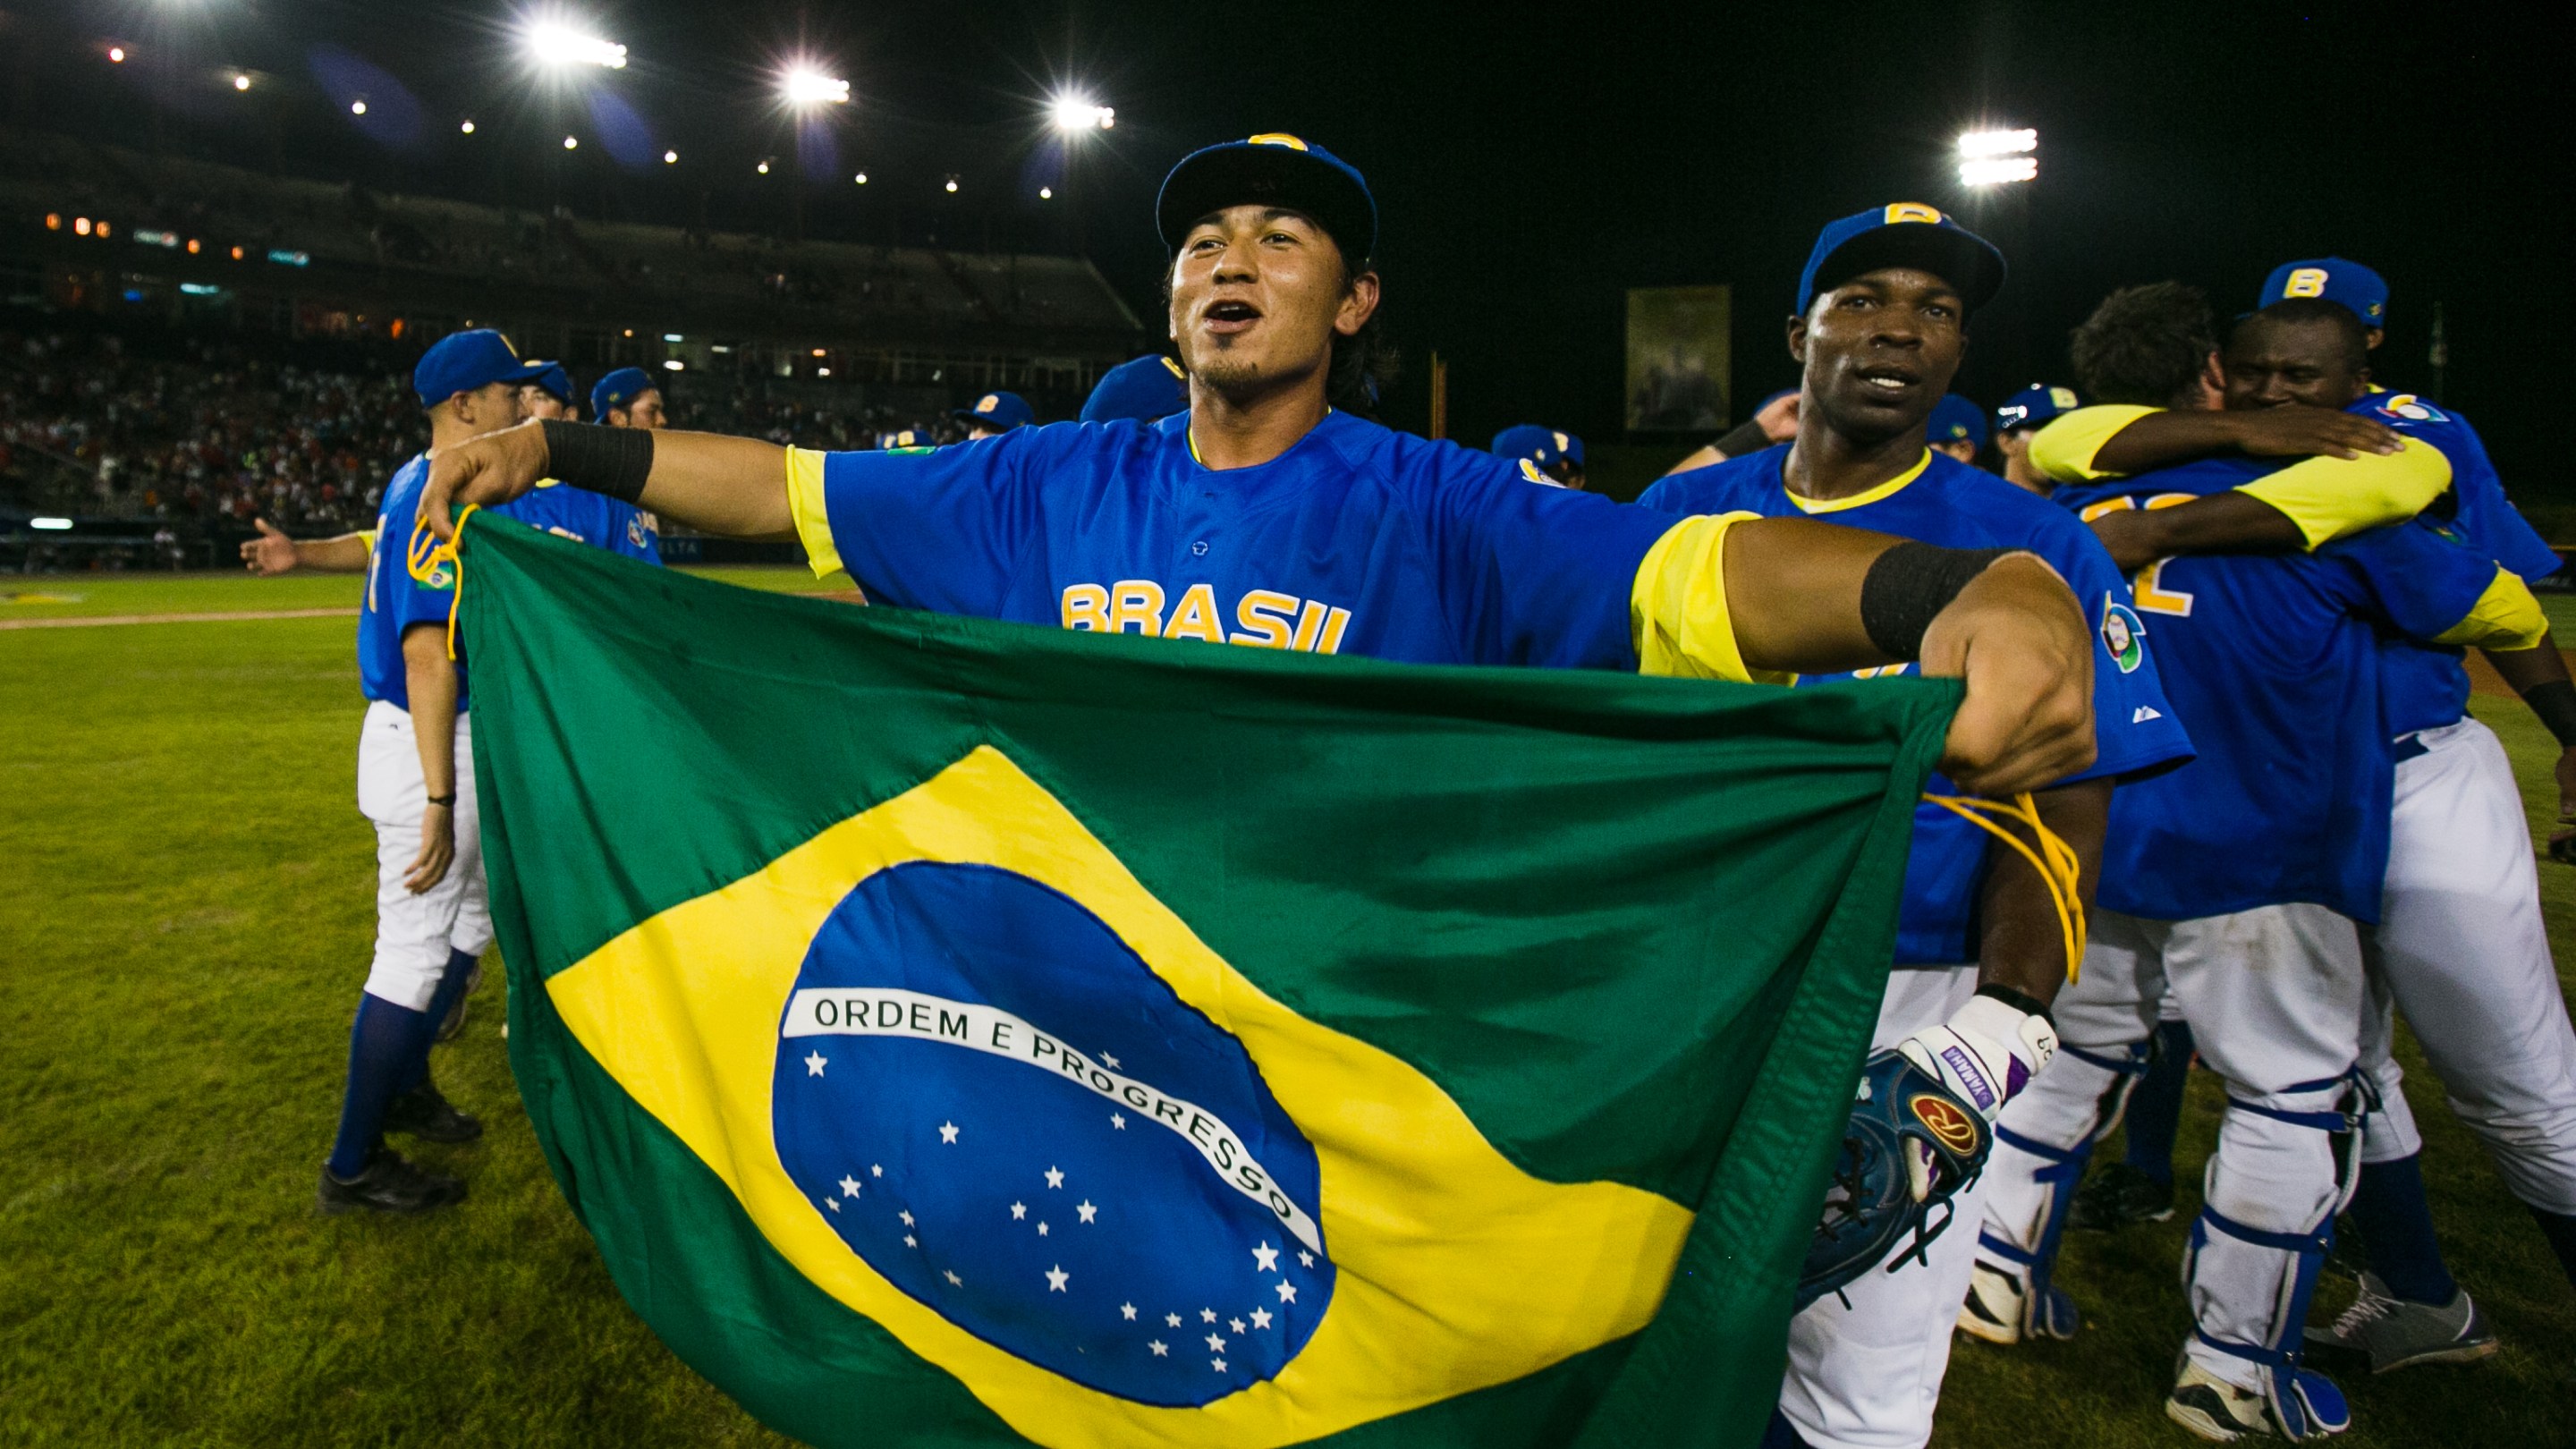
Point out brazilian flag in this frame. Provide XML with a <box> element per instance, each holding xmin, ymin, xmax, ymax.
<box><xmin>458</xmin><ymin>519</ymin><xmax>1954</xmax><ymax>1447</ymax></box>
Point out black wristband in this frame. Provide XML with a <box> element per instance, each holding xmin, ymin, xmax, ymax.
<box><xmin>426</xmin><ymin>792</ymin><xmax>457</xmax><ymax>808</ymax></box>
<box><xmin>539</xmin><ymin>419</ymin><xmax>654</xmax><ymax>504</ymax></box>
<box><xmin>1711</xmin><ymin>419</ymin><xmax>1774</xmax><ymax>460</ymax></box>
<box><xmin>1858</xmin><ymin>542</ymin><xmax>2012</xmax><ymax>661</ymax></box>
<box><xmin>1976</xmin><ymin>982</ymin><xmax>2054</xmax><ymax>1025</ymax></box>
<box><xmin>2522</xmin><ymin>678</ymin><xmax>2576</xmax><ymax>749</ymax></box>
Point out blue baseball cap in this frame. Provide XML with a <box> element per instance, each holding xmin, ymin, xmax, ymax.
<box><xmin>953</xmin><ymin>391</ymin><xmax>1035</xmax><ymax>432</ymax></box>
<box><xmin>526</xmin><ymin>360</ymin><xmax>575</xmax><ymax>406</ymax></box>
<box><xmin>590</xmin><ymin>367</ymin><xmax>658</xmax><ymax>419</ymax></box>
<box><xmin>1490</xmin><ymin>425</ymin><xmax>1566</xmax><ymax>471</ymax></box>
<box><xmin>1796</xmin><ymin>203</ymin><xmax>2007</xmax><ymax>318</ymax></box>
<box><xmin>1928</xmin><ymin>394</ymin><xmax>1988</xmax><ymax>449</ymax></box>
<box><xmin>412</xmin><ymin>328</ymin><xmax>547</xmax><ymax>408</ymax></box>
<box><xmin>881</xmin><ymin>428</ymin><xmax>932</xmax><ymax>450</ymax></box>
<box><xmin>2257</xmin><ymin>257</ymin><xmax>2388</xmax><ymax>328</ymax></box>
<box><xmin>1081</xmin><ymin>355</ymin><xmax>1191</xmax><ymax>425</ymax></box>
<box><xmin>1157</xmin><ymin>133</ymin><xmax>1377</xmax><ymax>266</ymax></box>
<box><xmin>1995</xmin><ymin>383</ymin><xmax>2080</xmax><ymax>435</ymax></box>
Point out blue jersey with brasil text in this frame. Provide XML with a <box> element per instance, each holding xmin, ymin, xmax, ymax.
<box><xmin>2058</xmin><ymin>459</ymin><xmax>2504</xmax><ymax>923</ymax></box>
<box><xmin>2360</xmin><ymin>393</ymin><xmax>2561</xmax><ymax>737</ymax></box>
<box><xmin>1638</xmin><ymin>446</ymin><xmax>2194</xmax><ymax>966</ymax></box>
<box><xmin>797</xmin><ymin>410</ymin><xmax>1677</xmax><ymax>670</ymax></box>
<box><xmin>361</xmin><ymin>462</ymin><xmax>666</xmax><ymax>712</ymax></box>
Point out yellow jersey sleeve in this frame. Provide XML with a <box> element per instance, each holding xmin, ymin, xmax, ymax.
<box><xmin>2235</xmin><ymin>437</ymin><xmax>2454</xmax><ymax>549</ymax></box>
<box><xmin>2029</xmin><ymin>404</ymin><xmax>2160</xmax><ymax>484</ymax></box>
<box><xmin>356</xmin><ymin>529</ymin><xmax>378</xmax><ymax>555</ymax></box>
<box><xmin>784</xmin><ymin>446</ymin><xmax>843</xmax><ymax>580</ymax></box>
<box><xmin>1630</xmin><ymin>513</ymin><xmax>1792</xmax><ymax>685</ymax></box>
<box><xmin>2432</xmin><ymin>567</ymin><xmax>2548</xmax><ymax>651</ymax></box>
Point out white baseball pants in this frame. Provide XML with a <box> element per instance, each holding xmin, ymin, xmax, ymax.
<box><xmin>356</xmin><ymin>698</ymin><xmax>489</xmax><ymax>1011</ymax></box>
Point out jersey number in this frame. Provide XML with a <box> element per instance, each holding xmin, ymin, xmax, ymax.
<box><xmin>2078</xmin><ymin>494</ymin><xmax>2198</xmax><ymax>617</ymax></box>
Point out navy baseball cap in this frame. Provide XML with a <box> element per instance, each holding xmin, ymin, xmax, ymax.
<box><xmin>953</xmin><ymin>391</ymin><xmax>1035</xmax><ymax>432</ymax></box>
<box><xmin>1996</xmin><ymin>383</ymin><xmax>2080</xmax><ymax>435</ymax></box>
<box><xmin>881</xmin><ymin>428</ymin><xmax>932</xmax><ymax>450</ymax></box>
<box><xmin>1157</xmin><ymin>133</ymin><xmax>1377</xmax><ymax>267</ymax></box>
<box><xmin>1797</xmin><ymin>203</ymin><xmax>2007</xmax><ymax>318</ymax></box>
<box><xmin>1928</xmin><ymin>394</ymin><xmax>1988</xmax><ymax>449</ymax></box>
<box><xmin>1490</xmin><ymin>425</ymin><xmax>1567</xmax><ymax>471</ymax></box>
<box><xmin>412</xmin><ymin>328</ymin><xmax>547</xmax><ymax>408</ymax></box>
<box><xmin>1081</xmin><ymin>354</ymin><xmax>1191</xmax><ymax>425</ymax></box>
<box><xmin>526</xmin><ymin>360</ymin><xmax>575</xmax><ymax>405</ymax></box>
<box><xmin>590</xmin><ymin>367</ymin><xmax>657</xmax><ymax>419</ymax></box>
<box><xmin>2257</xmin><ymin>257</ymin><xmax>2388</xmax><ymax>328</ymax></box>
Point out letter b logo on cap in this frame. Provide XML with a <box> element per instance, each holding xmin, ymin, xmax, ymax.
<box><xmin>1884</xmin><ymin>203</ymin><xmax>1945</xmax><ymax>225</ymax></box>
<box><xmin>2284</xmin><ymin>267</ymin><xmax>2329</xmax><ymax>299</ymax></box>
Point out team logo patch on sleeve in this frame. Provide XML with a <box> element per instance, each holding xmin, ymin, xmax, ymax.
<box><xmin>2100</xmin><ymin>598</ymin><xmax>2146</xmax><ymax>674</ymax></box>
<box><xmin>2376</xmin><ymin>394</ymin><xmax>2446</xmax><ymax>424</ymax></box>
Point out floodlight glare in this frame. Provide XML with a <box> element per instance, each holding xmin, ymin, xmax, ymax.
<box><xmin>108</xmin><ymin>47</ymin><xmax>127</xmax><ymax>64</ymax></box>
<box><xmin>663</xmin><ymin>149</ymin><xmax>678</xmax><ymax>164</ymax></box>
<box><xmin>1051</xmin><ymin>94</ymin><xmax>1115</xmax><ymax>133</ymax></box>
<box><xmin>527</xmin><ymin>21</ymin><xmax>628</xmax><ymax>71</ymax></box>
<box><xmin>31</xmin><ymin>517</ymin><xmax>72</xmax><ymax>530</ymax></box>
<box><xmin>232</xmin><ymin>74</ymin><xmax>251</xmax><ymax>91</ymax></box>
<box><xmin>1958</xmin><ymin>156</ymin><xmax>2038</xmax><ymax>186</ymax></box>
<box><xmin>461</xmin><ymin>119</ymin><xmax>476</xmax><ymax>134</ymax></box>
<box><xmin>853</xmin><ymin>172</ymin><xmax>868</xmax><ymax>184</ymax></box>
<box><xmin>563</xmin><ymin>134</ymin><xmax>578</xmax><ymax>149</ymax></box>
<box><xmin>944</xmin><ymin>178</ymin><xmax>959</xmax><ymax>193</ymax></box>
<box><xmin>782</xmin><ymin>67</ymin><xmax>851</xmax><ymax>106</ymax></box>
<box><xmin>1038</xmin><ymin>186</ymin><xmax>1053</xmax><ymax>199</ymax></box>
<box><xmin>1957</xmin><ymin>128</ymin><xmax>2038</xmax><ymax>157</ymax></box>
<box><xmin>351</xmin><ymin>101</ymin><xmax>367</xmax><ymax>115</ymax></box>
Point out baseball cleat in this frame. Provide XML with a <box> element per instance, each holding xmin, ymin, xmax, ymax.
<box><xmin>2165</xmin><ymin>1359</ymin><xmax>2279</xmax><ymax>1442</ymax></box>
<box><xmin>2069</xmin><ymin>1161</ymin><xmax>2174</xmax><ymax>1231</ymax></box>
<box><xmin>382</xmin><ymin>1080</ymin><xmax>483</xmax><ymax>1143</ymax></box>
<box><xmin>1958</xmin><ymin>1259</ymin><xmax>2080</xmax><ymax>1344</ymax></box>
<box><xmin>2306</xmin><ymin>1272</ymin><xmax>2498</xmax><ymax>1373</ymax></box>
<box><xmin>317</xmin><ymin>1147</ymin><xmax>466</xmax><ymax>1216</ymax></box>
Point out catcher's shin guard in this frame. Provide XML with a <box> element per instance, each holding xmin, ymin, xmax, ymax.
<box><xmin>2182</xmin><ymin>1069</ymin><xmax>2374</xmax><ymax>1440</ymax></box>
<box><xmin>1799</xmin><ymin>1049</ymin><xmax>1991</xmax><ymax>1310</ymax></box>
<box><xmin>1969</xmin><ymin>1039</ymin><xmax>2149</xmax><ymax>1342</ymax></box>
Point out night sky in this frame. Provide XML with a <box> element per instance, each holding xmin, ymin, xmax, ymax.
<box><xmin>20</xmin><ymin>2</ymin><xmax>2565</xmax><ymax>485</ymax></box>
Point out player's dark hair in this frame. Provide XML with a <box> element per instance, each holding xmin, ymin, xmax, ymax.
<box><xmin>2068</xmin><ymin>283</ymin><xmax>2217</xmax><ymax>409</ymax></box>
<box><xmin>2231</xmin><ymin>298</ymin><xmax>2369</xmax><ymax>374</ymax></box>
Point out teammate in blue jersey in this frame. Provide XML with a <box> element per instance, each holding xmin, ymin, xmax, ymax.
<box><xmin>1080</xmin><ymin>354</ymin><xmax>1191</xmax><ymax>425</ymax></box>
<box><xmin>427</xmin><ymin>141</ymin><xmax>2103</xmax><ymax>801</ymax></box>
<box><xmin>1970</xmin><ymin>285</ymin><xmax>2549</xmax><ymax>1442</ymax></box>
<box><xmin>1925</xmin><ymin>393</ymin><xmax>1987</xmax><ymax>466</ymax></box>
<box><xmin>1641</xmin><ymin>209</ymin><xmax>2189</xmax><ymax>1449</ymax></box>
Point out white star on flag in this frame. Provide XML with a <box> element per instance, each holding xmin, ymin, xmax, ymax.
<box><xmin>1046</xmin><ymin>1265</ymin><xmax>1070</xmax><ymax>1292</ymax></box>
<box><xmin>871</xmin><ymin>1164</ymin><xmax>884</xmax><ymax>1177</ymax></box>
<box><xmin>1121</xmin><ymin>1303</ymin><xmax>1138</xmax><ymax>1321</ymax></box>
<box><xmin>1211</xmin><ymin>1358</ymin><xmax>1227</xmax><ymax>1373</ymax></box>
<box><xmin>904</xmin><ymin>1234</ymin><xmax>918</xmax><ymax>1247</ymax></box>
<box><xmin>1250</xmin><ymin>1309</ymin><xmax>1273</xmax><ymax>1329</ymax></box>
<box><xmin>838</xmin><ymin>1175</ymin><xmax>861</xmax><ymax>1198</ymax></box>
<box><xmin>1038</xmin><ymin>1223</ymin><xmax>1050</xmax><ymax>1236</ymax></box>
<box><xmin>944</xmin><ymin>1270</ymin><xmax>962</xmax><ymax>1286</ymax></box>
<box><xmin>1148</xmin><ymin>1341</ymin><xmax>1167</xmax><ymax>1357</ymax></box>
<box><xmin>1229</xmin><ymin>1318</ymin><xmax>1245</xmax><ymax>1334</ymax></box>
<box><xmin>1205</xmin><ymin>1333</ymin><xmax>1226</xmax><ymax>1352</ymax></box>
<box><xmin>824</xmin><ymin>1199</ymin><xmax>840</xmax><ymax>1214</ymax></box>
<box><xmin>1251</xmin><ymin>1242</ymin><xmax>1279</xmax><ymax>1272</ymax></box>
<box><xmin>1077</xmin><ymin>1200</ymin><xmax>1097</xmax><ymax>1224</ymax></box>
<box><xmin>899</xmin><ymin>1210</ymin><xmax>914</xmax><ymax>1226</ymax></box>
<box><xmin>1102</xmin><ymin>1052</ymin><xmax>1121</xmax><ymax>1068</ymax></box>
<box><xmin>1200</xmin><ymin>1308</ymin><xmax>1217</xmax><ymax>1323</ymax></box>
<box><xmin>1275</xmin><ymin>1282</ymin><xmax>1297</xmax><ymax>1304</ymax></box>
<box><xmin>1010</xmin><ymin>1202</ymin><xmax>1027</xmax><ymax>1220</ymax></box>
<box><xmin>804</xmin><ymin>1051</ymin><xmax>827</xmax><ymax>1077</ymax></box>
<box><xmin>938</xmin><ymin>1123</ymin><xmax>960</xmax><ymax>1144</ymax></box>
<box><xmin>1165</xmin><ymin>1313</ymin><xmax>1182</xmax><ymax>1327</ymax></box>
<box><xmin>1298</xmin><ymin>1250</ymin><xmax>1315</xmax><ymax>1267</ymax></box>
<box><xmin>1045</xmin><ymin>1165</ymin><xmax>1064</xmax><ymax>1189</ymax></box>
<box><xmin>1110</xmin><ymin>1113</ymin><xmax>1126</xmax><ymax>1129</ymax></box>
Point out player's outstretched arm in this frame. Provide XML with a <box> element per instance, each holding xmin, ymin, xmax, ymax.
<box><xmin>2484</xmin><ymin>628</ymin><xmax>2576</xmax><ymax>857</ymax></box>
<box><xmin>240</xmin><ymin>519</ymin><xmax>371</xmax><ymax>575</ymax></box>
<box><xmin>1716</xmin><ymin>518</ymin><xmax>2097</xmax><ymax>795</ymax></box>
<box><xmin>423</xmin><ymin>420</ymin><xmax>797</xmax><ymax>541</ymax></box>
<box><xmin>2089</xmin><ymin>404</ymin><xmax>2401</xmax><ymax>477</ymax></box>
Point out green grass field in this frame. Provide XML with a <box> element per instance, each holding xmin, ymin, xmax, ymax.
<box><xmin>3</xmin><ymin>572</ymin><xmax>2570</xmax><ymax>1446</ymax></box>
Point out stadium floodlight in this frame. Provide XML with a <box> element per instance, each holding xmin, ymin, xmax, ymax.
<box><xmin>351</xmin><ymin>100</ymin><xmax>368</xmax><ymax>115</ymax></box>
<box><xmin>853</xmin><ymin>172</ymin><xmax>868</xmax><ymax>184</ymax></box>
<box><xmin>108</xmin><ymin>47</ymin><xmax>127</xmax><ymax>64</ymax></box>
<box><xmin>944</xmin><ymin>177</ymin><xmax>959</xmax><ymax>193</ymax></box>
<box><xmin>1050</xmin><ymin>94</ymin><xmax>1114</xmax><ymax>133</ymax></box>
<box><xmin>663</xmin><ymin>149</ymin><xmax>678</xmax><ymax>164</ymax></box>
<box><xmin>1038</xmin><ymin>186</ymin><xmax>1053</xmax><ymax>199</ymax></box>
<box><xmin>232</xmin><ymin>74</ymin><xmax>251</xmax><ymax>91</ymax></box>
<box><xmin>1957</xmin><ymin>127</ymin><xmax>2038</xmax><ymax>186</ymax></box>
<box><xmin>461</xmin><ymin>119</ymin><xmax>476</xmax><ymax>134</ymax></box>
<box><xmin>662</xmin><ymin>359</ymin><xmax>684</xmax><ymax>372</ymax></box>
<box><xmin>31</xmin><ymin>517</ymin><xmax>72</xmax><ymax>530</ymax></box>
<box><xmin>781</xmin><ymin>66</ymin><xmax>850</xmax><ymax>107</ymax></box>
<box><xmin>526</xmin><ymin>21</ymin><xmax>627</xmax><ymax>71</ymax></box>
<box><xmin>563</xmin><ymin>134</ymin><xmax>578</xmax><ymax>149</ymax></box>
<box><xmin>756</xmin><ymin>159</ymin><xmax>770</xmax><ymax>174</ymax></box>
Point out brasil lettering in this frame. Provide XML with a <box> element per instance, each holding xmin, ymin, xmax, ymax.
<box><xmin>1059</xmin><ymin>580</ymin><xmax>1351</xmax><ymax>654</ymax></box>
<box><xmin>782</xmin><ymin>986</ymin><xmax>1325</xmax><ymax>1254</ymax></box>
